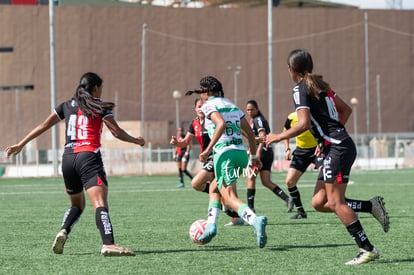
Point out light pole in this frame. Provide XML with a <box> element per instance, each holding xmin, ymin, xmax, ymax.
<box><xmin>172</xmin><ymin>90</ymin><xmax>182</xmax><ymax>129</ymax></box>
<box><xmin>227</xmin><ymin>65</ymin><xmax>242</xmax><ymax>105</ymax></box>
<box><xmin>350</xmin><ymin>97</ymin><xmax>358</xmax><ymax>142</ymax></box>
<box><xmin>376</xmin><ymin>74</ymin><xmax>382</xmax><ymax>135</ymax></box>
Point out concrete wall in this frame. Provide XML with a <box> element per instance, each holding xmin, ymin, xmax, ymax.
<box><xmin>1</xmin><ymin>6</ymin><xmax>413</xmax><ymax>152</ymax></box>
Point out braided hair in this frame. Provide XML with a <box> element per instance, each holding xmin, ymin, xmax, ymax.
<box><xmin>185</xmin><ymin>76</ymin><xmax>224</xmax><ymax>97</ymax></box>
<box><xmin>199</xmin><ymin>76</ymin><xmax>224</xmax><ymax>97</ymax></box>
<box><xmin>74</xmin><ymin>72</ymin><xmax>114</xmax><ymax>118</ymax></box>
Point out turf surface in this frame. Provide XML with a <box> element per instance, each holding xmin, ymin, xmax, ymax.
<box><xmin>0</xmin><ymin>169</ymin><xmax>413</xmax><ymax>274</ymax></box>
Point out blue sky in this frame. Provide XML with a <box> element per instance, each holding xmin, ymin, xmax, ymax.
<box><xmin>323</xmin><ymin>0</ymin><xmax>414</xmax><ymax>9</ymax></box>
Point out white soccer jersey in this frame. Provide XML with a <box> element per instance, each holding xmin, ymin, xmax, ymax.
<box><xmin>201</xmin><ymin>96</ymin><xmax>245</xmax><ymax>155</ymax></box>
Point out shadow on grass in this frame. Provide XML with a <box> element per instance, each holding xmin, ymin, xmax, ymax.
<box><xmin>266</xmin><ymin>243</ymin><xmax>354</xmax><ymax>252</ymax></box>
<box><xmin>133</xmin><ymin>243</ymin><xmax>356</xmax><ymax>254</ymax></box>
<box><xmin>376</xmin><ymin>258</ymin><xmax>414</xmax><ymax>264</ymax></box>
<box><xmin>359</xmin><ymin>215</ymin><xmax>412</xmax><ymax>219</ymax></box>
<box><xmin>135</xmin><ymin>245</ymin><xmax>253</xmax><ymax>254</ymax></box>
<box><xmin>268</xmin><ymin>220</ymin><xmax>329</xmax><ymax>226</ymax></box>
<box><xmin>63</xmin><ymin>252</ymin><xmax>99</xmax><ymax>256</ymax></box>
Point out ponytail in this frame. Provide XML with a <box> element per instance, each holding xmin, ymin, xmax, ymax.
<box><xmin>287</xmin><ymin>49</ymin><xmax>330</xmax><ymax>99</ymax></box>
<box><xmin>74</xmin><ymin>72</ymin><xmax>114</xmax><ymax>118</ymax></box>
<box><xmin>303</xmin><ymin>73</ymin><xmax>330</xmax><ymax>99</ymax></box>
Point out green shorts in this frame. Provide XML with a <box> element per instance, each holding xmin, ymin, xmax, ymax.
<box><xmin>213</xmin><ymin>149</ymin><xmax>248</xmax><ymax>189</ymax></box>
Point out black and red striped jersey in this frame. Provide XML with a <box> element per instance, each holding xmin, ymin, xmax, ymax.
<box><xmin>188</xmin><ymin>117</ymin><xmax>210</xmax><ymax>152</ymax></box>
<box><xmin>54</xmin><ymin>98</ymin><xmax>113</xmax><ymax>153</ymax></box>
<box><xmin>175</xmin><ymin>135</ymin><xmax>186</xmax><ymax>156</ymax></box>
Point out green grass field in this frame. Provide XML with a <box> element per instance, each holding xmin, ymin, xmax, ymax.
<box><xmin>0</xmin><ymin>169</ymin><xmax>413</xmax><ymax>274</ymax></box>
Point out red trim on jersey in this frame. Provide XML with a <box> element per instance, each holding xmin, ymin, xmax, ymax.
<box><xmin>73</xmin><ymin>109</ymin><xmax>104</xmax><ymax>153</ymax></box>
<box><xmin>176</xmin><ymin>137</ymin><xmax>184</xmax><ymax>155</ymax></box>
<box><xmin>192</xmin><ymin>119</ymin><xmax>204</xmax><ymax>151</ymax></box>
<box><xmin>326</xmin><ymin>89</ymin><xmax>344</xmax><ymax>184</ymax></box>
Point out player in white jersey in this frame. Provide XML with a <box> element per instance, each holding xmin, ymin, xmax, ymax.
<box><xmin>185</xmin><ymin>76</ymin><xmax>267</xmax><ymax>248</ymax></box>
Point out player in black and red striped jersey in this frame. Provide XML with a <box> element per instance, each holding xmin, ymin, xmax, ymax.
<box><xmin>174</xmin><ymin>127</ymin><xmax>193</xmax><ymax>188</ymax></box>
<box><xmin>6</xmin><ymin>72</ymin><xmax>144</xmax><ymax>257</ymax></box>
<box><xmin>171</xmin><ymin>98</ymin><xmax>213</xmax><ymax>193</ymax></box>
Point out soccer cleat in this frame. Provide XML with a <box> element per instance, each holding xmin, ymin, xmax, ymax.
<box><xmin>290</xmin><ymin>211</ymin><xmax>307</xmax><ymax>219</ymax></box>
<box><xmin>101</xmin><ymin>244</ymin><xmax>136</xmax><ymax>256</ymax></box>
<box><xmin>197</xmin><ymin>223</ymin><xmax>217</xmax><ymax>243</ymax></box>
<box><xmin>287</xmin><ymin>197</ymin><xmax>295</xmax><ymax>213</ymax></box>
<box><xmin>52</xmin><ymin>229</ymin><xmax>68</xmax><ymax>254</ymax></box>
<box><xmin>345</xmin><ymin>247</ymin><xmax>379</xmax><ymax>265</ymax></box>
<box><xmin>176</xmin><ymin>182</ymin><xmax>184</xmax><ymax>188</ymax></box>
<box><xmin>224</xmin><ymin>217</ymin><xmax>245</xmax><ymax>226</ymax></box>
<box><xmin>253</xmin><ymin>216</ymin><xmax>267</xmax><ymax>248</ymax></box>
<box><xmin>370</xmin><ymin>196</ymin><xmax>390</xmax><ymax>233</ymax></box>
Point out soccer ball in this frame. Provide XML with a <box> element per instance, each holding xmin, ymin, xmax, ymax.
<box><xmin>189</xmin><ymin>219</ymin><xmax>208</xmax><ymax>245</ymax></box>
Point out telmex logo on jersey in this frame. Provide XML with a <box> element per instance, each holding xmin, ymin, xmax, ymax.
<box><xmin>293</xmin><ymin>86</ymin><xmax>300</xmax><ymax>105</ymax></box>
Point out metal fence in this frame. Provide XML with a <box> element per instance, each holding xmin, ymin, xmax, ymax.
<box><xmin>1</xmin><ymin>133</ymin><xmax>413</xmax><ymax>177</ymax></box>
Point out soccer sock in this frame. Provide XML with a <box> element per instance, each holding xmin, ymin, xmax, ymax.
<box><xmin>95</xmin><ymin>207</ymin><xmax>115</xmax><ymax>245</ymax></box>
<box><xmin>207</xmin><ymin>201</ymin><xmax>221</xmax><ymax>224</ymax></box>
<box><xmin>184</xmin><ymin>170</ymin><xmax>193</xmax><ymax>180</ymax></box>
<box><xmin>345</xmin><ymin>197</ymin><xmax>372</xmax><ymax>213</ymax></box>
<box><xmin>346</xmin><ymin>220</ymin><xmax>374</xmax><ymax>251</ymax></box>
<box><xmin>247</xmin><ymin>188</ymin><xmax>256</xmax><ymax>211</ymax></box>
<box><xmin>178</xmin><ymin>168</ymin><xmax>184</xmax><ymax>183</ymax></box>
<box><xmin>238</xmin><ymin>204</ymin><xmax>257</xmax><ymax>225</ymax></box>
<box><xmin>202</xmin><ymin>182</ymin><xmax>210</xmax><ymax>194</ymax></box>
<box><xmin>223</xmin><ymin>207</ymin><xmax>240</xmax><ymax>218</ymax></box>
<box><xmin>288</xmin><ymin>186</ymin><xmax>305</xmax><ymax>213</ymax></box>
<box><xmin>60</xmin><ymin>206</ymin><xmax>82</xmax><ymax>234</ymax></box>
<box><xmin>273</xmin><ymin>186</ymin><xmax>290</xmax><ymax>202</ymax></box>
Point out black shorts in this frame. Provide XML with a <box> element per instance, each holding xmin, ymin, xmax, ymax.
<box><xmin>290</xmin><ymin>147</ymin><xmax>317</xmax><ymax>173</ymax></box>
<box><xmin>260</xmin><ymin>148</ymin><xmax>274</xmax><ymax>171</ymax></box>
<box><xmin>202</xmin><ymin>155</ymin><xmax>214</xmax><ymax>173</ymax></box>
<box><xmin>317</xmin><ymin>137</ymin><xmax>356</xmax><ymax>184</ymax></box>
<box><xmin>61</xmin><ymin>150</ymin><xmax>108</xmax><ymax>195</ymax></box>
<box><xmin>175</xmin><ymin>152</ymin><xmax>189</xmax><ymax>163</ymax></box>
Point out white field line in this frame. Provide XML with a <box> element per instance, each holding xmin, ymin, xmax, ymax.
<box><xmin>0</xmin><ymin>182</ymin><xmax>412</xmax><ymax>196</ymax></box>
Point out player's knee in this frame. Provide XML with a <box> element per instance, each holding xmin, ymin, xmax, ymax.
<box><xmin>261</xmin><ymin>180</ymin><xmax>272</xmax><ymax>189</ymax></box>
<box><xmin>326</xmin><ymin>199</ymin><xmax>338</xmax><ymax>212</ymax></box>
<box><xmin>285</xmin><ymin>179</ymin><xmax>296</xmax><ymax>188</ymax></box>
<box><xmin>191</xmin><ymin>178</ymin><xmax>203</xmax><ymax>191</ymax></box>
<box><xmin>259</xmin><ymin>176</ymin><xmax>273</xmax><ymax>189</ymax></box>
<box><xmin>312</xmin><ymin>197</ymin><xmax>324</xmax><ymax>212</ymax></box>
